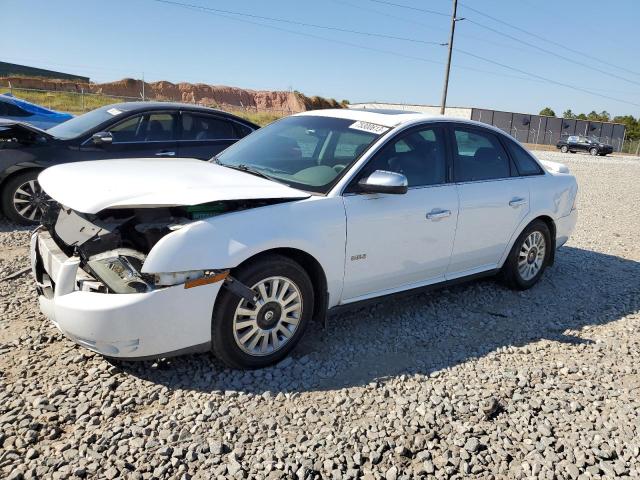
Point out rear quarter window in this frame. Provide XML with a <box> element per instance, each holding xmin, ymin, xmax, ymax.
<box><xmin>504</xmin><ymin>139</ymin><xmax>543</xmax><ymax>176</ymax></box>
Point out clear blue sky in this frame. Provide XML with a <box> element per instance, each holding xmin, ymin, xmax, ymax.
<box><xmin>4</xmin><ymin>0</ymin><xmax>640</xmax><ymax>117</ymax></box>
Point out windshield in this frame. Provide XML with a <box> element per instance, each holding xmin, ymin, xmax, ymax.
<box><xmin>47</xmin><ymin>105</ymin><xmax>125</xmax><ymax>139</ymax></box>
<box><xmin>215</xmin><ymin>115</ymin><xmax>385</xmax><ymax>193</ymax></box>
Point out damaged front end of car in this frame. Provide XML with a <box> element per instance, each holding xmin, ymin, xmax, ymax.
<box><xmin>38</xmin><ymin>198</ymin><xmax>289</xmax><ymax>296</ymax></box>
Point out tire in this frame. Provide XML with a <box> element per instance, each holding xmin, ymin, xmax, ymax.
<box><xmin>500</xmin><ymin>220</ymin><xmax>551</xmax><ymax>290</ymax></box>
<box><xmin>560</xmin><ymin>145</ymin><xmax>568</xmax><ymax>153</ymax></box>
<box><xmin>212</xmin><ymin>254</ymin><xmax>314</xmax><ymax>369</ymax></box>
<box><xmin>589</xmin><ymin>148</ymin><xmax>598</xmax><ymax>156</ymax></box>
<box><xmin>1</xmin><ymin>170</ymin><xmax>50</xmax><ymax>225</ymax></box>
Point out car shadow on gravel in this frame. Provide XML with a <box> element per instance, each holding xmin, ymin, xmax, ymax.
<box><xmin>116</xmin><ymin>246</ymin><xmax>640</xmax><ymax>393</ymax></box>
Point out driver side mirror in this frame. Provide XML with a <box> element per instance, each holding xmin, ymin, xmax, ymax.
<box><xmin>358</xmin><ymin>170</ymin><xmax>408</xmax><ymax>194</ymax></box>
<box><xmin>92</xmin><ymin>131</ymin><xmax>113</xmax><ymax>145</ymax></box>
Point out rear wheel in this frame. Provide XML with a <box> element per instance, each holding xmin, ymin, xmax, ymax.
<box><xmin>1</xmin><ymin>171</ymin><xmax>51</xmax><ymax>225</ymax></box>
<box><xmin>212</xmin><ymin>254</ymin><xmax>314</xmax><ymax>369</ymax></box>
<box><xmin>589</xmin><ymin>147</ymin><xmax>598</xmax><ymax>156</ymax></box>
<box><xmin>560</xmin><ymin>145</ymin><xmax>568</xmax><ymax>153</ymax></box>
<box><xmin>501</xmin><ymin>220</ymin><xmax>551</xmax><ymax>290</ymax></box>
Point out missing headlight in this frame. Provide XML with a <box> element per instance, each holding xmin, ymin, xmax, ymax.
<box><xmin>86</xmin><ymin>248</ymin><xmax>153</xmax><ymax>294</ymax></box>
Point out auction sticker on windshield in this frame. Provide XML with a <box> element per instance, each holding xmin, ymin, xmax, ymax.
<box><xmin>106</xmin><ymin>108</ymin><xmax>123</xmax><ymax>116</ymax></box>
<box><xmin>349</xmin><ymin>121</ymin><xmax>389</xmax><ymax>135</ymax></box>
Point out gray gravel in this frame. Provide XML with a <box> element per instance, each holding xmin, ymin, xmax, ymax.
<box><xmin>1</xmin><ymin>151</ymin><xmax>639</xmax><ymax>479</ymax></box>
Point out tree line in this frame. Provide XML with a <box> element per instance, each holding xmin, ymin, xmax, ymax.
<box><xmin>538</xmin><ymin>107</ymin><xmax>639</xmax><ymax>141</ymax></box>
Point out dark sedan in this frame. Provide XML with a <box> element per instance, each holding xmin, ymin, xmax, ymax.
<box><xmin>0</xmin><ymin>102</ymin><xmax>258</xmax><ymax>224</ymax></box>
<box><xmin>556</xmin><ymin>135</ymin><xmax>613</xmax><ymax>156</ymax></box>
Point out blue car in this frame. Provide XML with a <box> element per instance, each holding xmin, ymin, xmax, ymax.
<box><xmin>0</xmin><ymin>93</ymin><xmax>73</xmax><ymax>129</ymax></box>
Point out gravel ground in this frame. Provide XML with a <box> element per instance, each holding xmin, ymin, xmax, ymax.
<box><xmin>1</xmin><ymin>151</ymin><xmax>639</xmax><ymax>479</ymax></box>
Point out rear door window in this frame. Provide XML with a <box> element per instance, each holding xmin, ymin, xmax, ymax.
<box><xmin>453</xmin><ymin>128</ymin><xmax>511</xmax><ymax>182</ymax></box>
<box><xmin>181</xmin><ymin>113</ymin><xmax>237</xmax><ymax>140</ymax></box>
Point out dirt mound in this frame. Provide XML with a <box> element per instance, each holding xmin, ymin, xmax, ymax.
<box><xmin>1</xmin><ymin>76</ymin><xmax>343</xmax><ymax>113</ymax></box>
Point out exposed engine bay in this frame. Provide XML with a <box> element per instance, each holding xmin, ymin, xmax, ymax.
<box><xmin>40</xmin><ymin>198</ymin><xmax>292</xmax><ymax>294</ymax></box>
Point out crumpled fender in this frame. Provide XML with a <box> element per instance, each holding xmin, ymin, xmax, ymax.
<box><xmin>142</xmin><ymin>196</ymin><xmax>347</xmax><ymax>306</ymax></box>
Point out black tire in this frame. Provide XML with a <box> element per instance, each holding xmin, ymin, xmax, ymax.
<box><xmin>212</xmin><ymin>254</ymin><xmax>314</xmax><ymax>369</ymax></box>
<box><xmin>560</xmin><ymin>145</ymin><xmax>568</xmax><ymax>153</ymax></box>
<box><xmin>500</xmin><ymin>220</ymin><xmax>551</xmax><ymax>290</ymax></box>
<box><xmin>1</xmin><ymin>170</ymin><xmax>47</xmax><ymax>225</ymax></box>
<box><xmin>589</xmin><ymin>148</ymin><xmax>598</xmax><ymax>156</ymax></box>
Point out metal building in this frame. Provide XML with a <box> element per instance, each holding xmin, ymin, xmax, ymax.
<box><xmin>0</xmin><ymin>62</ymin><xmax>89</xmax><ymax>83</ymax></box>
<box><xmin>471</xmin><ymin>108</ymin><xmax>626</xmax><ymax>152</ymax></box>
<box><xmin>349</xmin><ymin>103</ymin><xmax>627</xmax><ymax>152</ymax></box>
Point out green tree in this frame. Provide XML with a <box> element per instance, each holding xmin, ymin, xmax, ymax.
<box><xmin>562</xmin><ymin>109</ymin><xmax>576</xmax><ymax>119</ymax></box>
<box><xmin>587</xmin><ymin>110</ymin><xmax>600</xmax><ymax>121</ymax></box>
<box><xmin>576</xmin><ymin>113</ymin><xmax>587</xmax><ymax>120</ymax></box>
<box><xmin>598</xmin><ymin>110</ymin><xmax>611</xmax><ymax>122</ymax></box>
<box><xmin>539</xmin><ymin>107</ymin><xmax>556</xmax><ymax>117</ymax></box>
<box><xmin>613</xmin><ymin>115</ymin><xmax>640</xmax><ymax>140</ymax></box>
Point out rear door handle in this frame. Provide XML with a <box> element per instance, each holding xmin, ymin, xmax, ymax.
<box><xmin>509</xmin><ymin>197</ymin><xmax>527</xmax><ymax>208</ymax></box>
<box><xmin>155</xmin><ymin>151</ymin><xmax>176</xmax><ymax>157</ymax></box>
<box><xmin>426</xmin><ymin>209</ymin><xmax>451</xmax><ymax>220</ymax></box>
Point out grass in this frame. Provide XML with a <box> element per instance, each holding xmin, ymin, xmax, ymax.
<box><xmin>3</xmin><ymin>88</ymin><xmax>288</xmax><ymax>126</ymax></box>
<box><xmin>229</xmin><ymin>110</ymin><xmax>286</xmax><ymax>126</ymax></box>
<box><xmin>2</xmin><ymin>89</ymin><xmax>129</xmax><ymax>115</ymax></box>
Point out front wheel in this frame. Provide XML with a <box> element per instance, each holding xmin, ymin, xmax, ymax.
<box><xmin>1</xmin><ymin>171</ymin><xmax>51</xmax><ymax>225</ymax></box>
<box><xmin>560</xmin><ymin>145</ymin><xmax>568</xmax><ymax>153</ymax></box>
<box><xmin>500</xmin><ymin>220</ymin><xmax>551</xmax><ymax>290</ymax></box>
<box><xmin>212</xmin><ymin>254</ymin><xmax>314</xmax><ymax>369</ymax></box>
<box><xmin>589</xmin><ymin>148</ymin><xmax>598</xmax><ymax>156</ymax></box>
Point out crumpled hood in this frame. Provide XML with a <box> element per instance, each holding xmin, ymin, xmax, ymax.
<box><xmin>0</xmin><ymin>119</ymin><xmax>55</xmax><ymax>140</ymax></box>
<box><xmin>38</xmin><ymin>158</ymin><xmax>310</xmax><ymax>214</ymax></box>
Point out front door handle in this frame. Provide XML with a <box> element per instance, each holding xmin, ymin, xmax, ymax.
<box><xmin>426</xmin><ymin>209</ymin><xmax>451</xmax><ymax>220</ymax></box>
<box><xmin>509</xmin><ymin>197</ymin><xmax>527</xmax><ymax>208</ymax></box>
<box><xmin>155</xmin><ymin>151</ymin><xmax>176</xmax><ymax>157</ymax></box>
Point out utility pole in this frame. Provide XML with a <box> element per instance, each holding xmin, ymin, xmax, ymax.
<box><xmin>440</xmin><ymin>0</ymin><xmax>459</xmax><ymax>115</ymax></box>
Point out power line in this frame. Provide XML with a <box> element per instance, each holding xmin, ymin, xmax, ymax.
<box><xmin>151</xmin><ymin>0</ymin><xmax>572</xmax><ymax>85</ymax></box>
<box><xmin>366</xmin><ymin>0</ymin><xmax>449</xmax><ymax>17</ymax></box>
<box><xmin>332</xmin><ymin>0</ymin><xmax>532</xmax><ymax>54</ymax></box>
<box><xmin>151</xmin><ymin>0</ymin><xmax>640</xmax><ymax>108</ymax></box>
<box><xmin>464</xmin><ymin>18</ymin><xmax>640</xmax><ymax>87</ymax></box>
<box><xmin>152</xmin><ymin>0</ymin><xmax>445</xmax><ymax>45</ymax></box>
<box><xmin>455</xmin><ymin>48</ymin><xmax>640</xmax><ymax>108</ymax></box>
<box><xmin>458</xmin><ymin>2</ymin><xmax>640</xmax><ymax>78</ymax></box>
<box><xmin>365</xmin><ymin>0</ymin><xmax>640</xmax><ymax>86</ymax></box>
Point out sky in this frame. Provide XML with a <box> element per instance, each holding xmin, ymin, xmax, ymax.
<box><xmin>3</xmin><ymin>0</ymin><xmax>640</xmax><ymax>117</ymax></box>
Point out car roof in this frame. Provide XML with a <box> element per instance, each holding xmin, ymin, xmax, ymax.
<box><xmin>96</xmin><ymin>101</ymin><xmax>257</xmax><ymax>124</ymax></box>
<box><xmin>295</xmin><ymin>108</ymin><xmax>429</xmax><ymax>127</ymax></box>
<box><xmin>295</xmin><ymin>108</ymin><xmax>512</xmax><ymax>136</ymax></box>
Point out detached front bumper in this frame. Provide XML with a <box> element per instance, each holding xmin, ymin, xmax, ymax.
<box><xmin>30</xmin><ymin>230</ymin><xmax>221</xmax><ymax>358</ymax></box>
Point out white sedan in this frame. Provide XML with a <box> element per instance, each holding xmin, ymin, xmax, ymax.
<box><xmin>31</xmin><ymin>109</ymin><xmax>577</xmax><ymax>368</ymax></box>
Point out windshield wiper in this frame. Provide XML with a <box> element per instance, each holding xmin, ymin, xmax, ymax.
<box><xmin>214</xmin><ymin>158</ymin><xmax>272</xmax><ymax>180</ymax></box>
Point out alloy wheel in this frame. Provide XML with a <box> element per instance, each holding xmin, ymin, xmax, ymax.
<box><xmin>517</xmin><ymin>230</ymin><xmax>546</xmax><ymax>281</ymax></box>
<box><xmin>12</xmin><ymin>180</ymin><xmax>52</xmax><ymax>222</ymax></box>
<box><xmin>232</xmin><ymin>276</ymin><xmax>303</xmax><ymax>356</ymax></box>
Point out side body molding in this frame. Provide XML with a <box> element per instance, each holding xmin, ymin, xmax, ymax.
<box><xmin>142</xmin><ymin>196</ymin><xmax>347</xmax><ymax>307</ymax></box>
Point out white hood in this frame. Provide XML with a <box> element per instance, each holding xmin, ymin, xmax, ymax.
<box><xmin>39</xmin><ymin>158</ymin><xmax>310</xmax><ymax>214</ymax></box>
